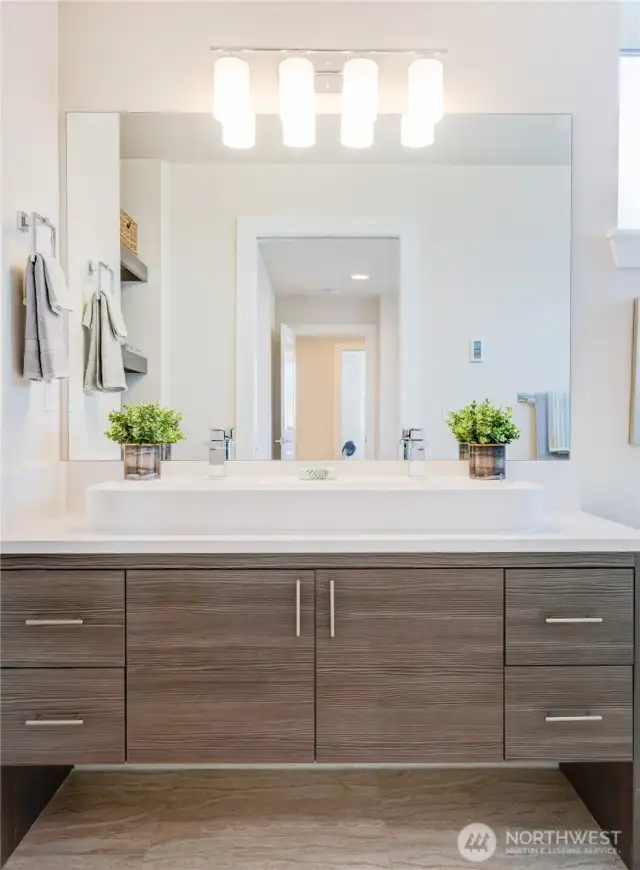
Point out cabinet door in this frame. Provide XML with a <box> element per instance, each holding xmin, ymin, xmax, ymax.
<box><xmin>127</xmin><ymin>570</ymin><xmax>314</xmax><ymax>762</ymax></box>
<box><xmin>316</xmin><ymin>569</ymin><xmax>504</xmax><ymax>762</ymax></box>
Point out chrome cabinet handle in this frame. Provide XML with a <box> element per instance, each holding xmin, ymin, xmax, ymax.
<box><xmin>545</xmin><ymin>714</ymin><xmax>603</xmax><ymax>723</ymax></box>
<box><xmin>25</xmin><ymin>618</ymin><xmax>84</xmax><ymax>626</ymax></box>
<box><xmin>545</xmin><ymin>617</ymin><xmax>603</xmax><ymax>624</ymax></box>
<box><xmin>25</xmin><ymin>717</ymin><xmax>84</xmax><ymax>726</ymax></box>
<box><xmin>330</xmin><ymin>580</ymin><xmax>335</xmax><ymax>638</ymax></box>
<box><xmin>295</xmin><ymin>579</ymin><xmax>301</xmax><ymax>637</ymax></box>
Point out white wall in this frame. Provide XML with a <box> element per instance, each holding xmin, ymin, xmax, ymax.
<box><xmin>1</xmin><ymin>1</ymin><xmax>64</xmax><ymax>526</ymax></box>
<box><xmin>58</xmin><ymin>2</ymin><xmax>640</xmax><ymax>526</ymax></box>
<box><xmin>66</xmin><ymin>113</ymin><xmax>122</xmax><ymax>460</ymax></box>
<box><xmin>120</xmin><ymin>159</ymin><xmax>171</xmax><ymax>405</ymax></box>
<box><xmin>169</xmin><ymin>161</ymin><xmax>569</xmax><ymax>461</ymax></box>
<box><xmin>619</xmin><ymin>56</ymin><xmax>640</xmax><ymax>229</ymax></box>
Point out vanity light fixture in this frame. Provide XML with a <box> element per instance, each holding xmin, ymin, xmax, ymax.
<box><xmin>210</xmin><ymin>47</ymin><xmax>446</xmax><ymax>150</ymax></box>
<box><xmin>279</xmin><ymin>57</ymin><xmax>316</xmax><ymax>148</ymax></box>
<box><xmin>341</xmin><ymin>57</ymin><xmax>379</xmax><ymax>149</ymax></box>
<box><xmin>401</xmin><ymin>57</ymin><xmax>443</xmax><ymax>148</ymax></box>
<box><xmin>213</xmin><ymin>55</ymin><xmax>256</xmax><ymax>148</ymax></box>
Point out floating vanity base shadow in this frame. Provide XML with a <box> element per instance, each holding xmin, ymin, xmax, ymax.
<box><xmin>0</xmin><ymin>550</ymin><xmax>637</xmax><ymax>868</ymax></box>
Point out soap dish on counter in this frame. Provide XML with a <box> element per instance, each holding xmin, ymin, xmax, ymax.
<box><xmin>299</xmin><ymin>467</ymin><xmax>336</xmax><ymax>481</ymax></box>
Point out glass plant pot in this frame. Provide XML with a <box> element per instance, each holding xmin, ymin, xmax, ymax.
<box><xmin>123</xmin><ymin>444</ymin><xmax>161</xmax><ymax>480</ymax></box>
<box><xmin>468</xmin><ymin>443</ymin><xmax>506</xmax><ymax>480</ymax></box>
<box><xmin>458</xmin><ymin>443</ymin><xmax>470</xmax><ymax>460</ymax></box>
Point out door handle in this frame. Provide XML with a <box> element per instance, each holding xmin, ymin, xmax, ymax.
<box><xmin>330</xmin><ymin>580</ymin><xmax>335</xmax><ymax>638</ymax></box>
<box><xmin>545</xmin><ymin>714</ymin><xmax>603</xmax><ymax>723</ymax></box>
<box><xmin>295</xmin><ymin>579</ymin><xmax>301</xmax><ymax>637</ymax></box>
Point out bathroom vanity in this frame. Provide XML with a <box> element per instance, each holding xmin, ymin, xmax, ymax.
<box><xmin>2</xmin><ymin>512</ymin><xmax>639</xmax><ymax>867</ymax></box>
<box><xmin>2</xmin><ymin>548</ymin><xmax>637</xmax><ymax>767</ymax></box>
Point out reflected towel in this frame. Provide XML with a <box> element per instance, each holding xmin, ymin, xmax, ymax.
<box><xmin>547</xmin><ymin>390</ymin><xmax>571</xmax><ymax>454</ymax></box>
<box><xmin>82</xmin><ymin>290</ymin><xmax>127</xmax><ymax>392</ymax></box>
<box><xmin>23</xmin><ymin>253</ymin><xmax>68</xmax><ymax>380</ymax></box>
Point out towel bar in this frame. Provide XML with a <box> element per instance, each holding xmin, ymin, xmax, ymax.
<box><xmin>17</xmin><ymin>210</ymin><xmax>57</xmax><ymax>257</ymax></box>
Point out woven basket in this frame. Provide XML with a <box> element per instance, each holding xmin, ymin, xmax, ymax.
<box><xmin>120</xmin><ymin>210</ymin><xmax>138</xmax><ymax>255</ymax></box>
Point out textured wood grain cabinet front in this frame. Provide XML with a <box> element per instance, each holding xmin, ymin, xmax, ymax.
<box><xmin>315</xmin><ymin>569</ymin><xmax>504</xmax><ymax>762</ymax></box>
<box><xmin>0</xmin><ymin>554</ymin><xmax>636</xmax><ymax>768</ymax></box>
<box><xmin>127</xmin><ymin>570</ymin><xmax>315</xmax><ymax>763</ymax></box>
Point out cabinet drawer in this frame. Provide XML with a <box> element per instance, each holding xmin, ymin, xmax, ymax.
<box><xmin>505</xmin><ymin>667</ymin><xmax>632</xmax><ymax>761</ymax></box>
<box><xmin>506</xmin><ymin>569</ymin><xmax>633</xmax><ymax>665</ymax></box>
<box><xmin>1</xmin><ymin>669</ymin><xmax>125</xmax><ymax>764</ymax></box>
<box><xmin>1</xmin><ymin>570</ymin><xmax>124</xmax><ymax>666</ymax></box>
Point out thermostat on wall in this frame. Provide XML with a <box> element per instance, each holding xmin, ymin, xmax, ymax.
<box><xmin>469</xmin><ymin>340</ymin><xmax>484</xmax><ymax>363</ymax></box>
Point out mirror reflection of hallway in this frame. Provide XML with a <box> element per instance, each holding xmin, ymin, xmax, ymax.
<box><xmin>265</xmin><ymin>235</ymin><xmax>396</xmax><ymax>461</ymax></box>
<box><xmin>294</xmin><ymin>336</ymin><xmax>367</xmax><ymax>461</ymax></box>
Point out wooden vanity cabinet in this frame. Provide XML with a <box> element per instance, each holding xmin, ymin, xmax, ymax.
<box><xmin>126</xmin><ymin>570</ymin><xmax>315</xmax><ymax>763</ymax></box>
<box><xmin>315</xmin><ymin>569</ymin><xmax>504</xmax><ymax>762</ymax></box>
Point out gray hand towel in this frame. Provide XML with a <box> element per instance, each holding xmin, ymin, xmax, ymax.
<box><xmin>23</xmin><ymin>253</ymin><xmax>68</xmax><ymax>380</ymax></box>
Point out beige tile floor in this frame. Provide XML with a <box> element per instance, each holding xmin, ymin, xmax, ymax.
<box><xmin>5</xmin><ymin>769</ymin><xmax>626</xmax><ymax>869</ymax></box>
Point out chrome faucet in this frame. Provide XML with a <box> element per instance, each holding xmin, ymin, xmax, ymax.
<box><xmin>209</xmin><ymin>428</ymin><xmax>235</xmax><ymax>466</ymax></box>
<box><xmin>400</xmin><ymin>427</ymin><xmax>426</xmax><ymax>461</ymax></box>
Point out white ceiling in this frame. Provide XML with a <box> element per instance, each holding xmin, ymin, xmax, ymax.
<box><xmin>120</xmin><ymin>113</ymin><xmax>571</xmax><ymax>166</ymax></box>
<box><xmin>259</xmin><ymin>237</ymin><xmax>399</xmax><ymax>297</ymax></box>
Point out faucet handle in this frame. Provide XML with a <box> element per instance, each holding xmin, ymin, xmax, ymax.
<box><xmin>401</xmin><ymin>427</ymin><xmax>425</xmax><ymax>442</ymax></box>
<box><xmin>210</xmin><ymin>427</ymin><xmax>234</xmax><ymax>443</ymax></box>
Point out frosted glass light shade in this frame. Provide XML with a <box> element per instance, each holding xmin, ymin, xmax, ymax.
<box><xmin>407</xmin><ymin>57</ymin><xmax>444</xmax><ymax>124</ymax></box>
<box><xmin>401</xmin><ymin>112</ymin><xmax>435</xmax><ymax>148</ymax></box>
<box><xmin>279</xmin><ymin>57</ymin><xmax>316</xmax><ymax>148</ymax></box>
<box><xmin>342</xmin><ymin>57</ymin><xmax>379</xmax><ymax>122</ymax></box>
<box><xmin>341</xmin><ymin>113</ymin><xmax>374</xmax><ymax>149</ymax></box>
<box><xmin>282</xmin><ymin>111</ymin><xmax>315</xmax><ymax>148</ymax></box>
<box><xmin>279</xmin><ymin>58</ymin><xmax>315</xmax><ymax>116</ymax></box>
<box><xmin>213</xmin><ymin>56</ymin><xmax>251</xmax><ymax>123</ymax></box>
<box><xmin>222</xmin><ymin>112</ymin><xmax>256</xmax><ymax>149</ymax></box>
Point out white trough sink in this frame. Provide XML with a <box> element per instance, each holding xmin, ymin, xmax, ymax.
<box><xmin>86</xmin><ymin>476</ymin><xmax>546</xmax><ymax>536</ymax></box>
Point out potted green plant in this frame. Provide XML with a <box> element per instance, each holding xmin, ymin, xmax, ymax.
<box><xmin>445</xmin><ymin>407</ymin><xmax>473</xmax><ymax>460</ymax></box>
<box><xmin>105</xmin><ymin>402</ymin><xmax>186</xmax><ymax>480</ymax></box>
<box><xmin>446</xmin><ymin>400</ymin><xmax>520</xmax><ymax>480</ymax></box>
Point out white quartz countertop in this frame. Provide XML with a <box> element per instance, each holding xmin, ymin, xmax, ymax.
<box><xmin>2</xmin><ymin>510</ymin><xmax>639</xmax><ymax>554</ymax></box>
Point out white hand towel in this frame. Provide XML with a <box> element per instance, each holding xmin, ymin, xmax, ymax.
<box><xmin>82</xmin><ymin>290</ymin><xmax>127</xmax><ymax>392</ymax></box>
<box><xmin>41</xmin><ymin>252</ymin><xmax>73</xmax><ymax>311</ymax></box>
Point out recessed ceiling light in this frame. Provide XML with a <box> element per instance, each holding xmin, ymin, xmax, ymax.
<box><xmin>350</xmin><ymin>274</ymin><xmax>370</xmax><ymax>281</ymax></box>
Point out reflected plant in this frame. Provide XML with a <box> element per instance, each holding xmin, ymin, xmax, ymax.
<box><xmin>447</xmin><ymin>400</ymin><xmax>520</xmax><ymax>445</ymax></box>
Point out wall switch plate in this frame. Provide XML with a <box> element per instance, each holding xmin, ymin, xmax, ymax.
<box><xmin>470</xmin><ymin>339</ymin><xmax>484</xmax><ymax>362</ymax></box>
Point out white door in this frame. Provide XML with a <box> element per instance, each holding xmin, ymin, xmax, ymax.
<box><xmin>279</xmin><ymin>323</ymin><xmax>297</xmax><ymax>460</ymax></box>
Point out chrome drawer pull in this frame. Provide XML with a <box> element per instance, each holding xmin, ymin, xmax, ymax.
<box><xmin>545</xmin><ymin>714</ymin><xmax>603</xmax><ymax>723</ymax></box>
<box><xmin>295</xmin><ymin>579</ymin><xmax>301</xmax><ymax>638</ymax></box>
<box><xmin>25</xmin><ymin>717</ymin><xmax>84</xmax><ymax>726</ymax></box>
<box><xmin>545</xmin><ymin>617</ymin><xmax>603</xmax><ymax>624</ymax></box>
<box><xmin>25</xmin><ymin>618</ymin><xmax>84</xmax><ymax>626</ymax></box>
<box><xmin>330</xmin><ymin>580</ymin><xmax>335</xmax><ymax>638</ymax></box>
